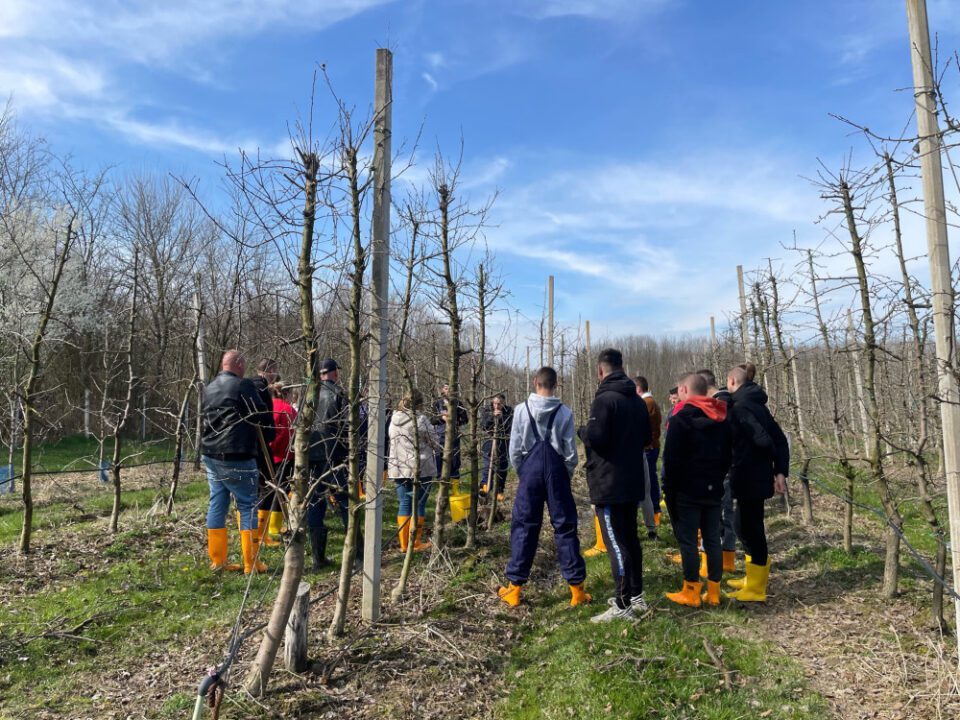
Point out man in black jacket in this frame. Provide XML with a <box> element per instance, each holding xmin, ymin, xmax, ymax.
<box><xmin>251</xmin><ymin>358</ymin><xmax>280</xmax><ymax>548</ymax></box>
<box><xmin>725</xmin><ymin>366</ymin><xmax>789</xmax><ymax>602</ymax></box>
<box><xmin>480</xmin><ymin>394</ymin><xmax>513</xmax><ymax>500</ymax></box>
<box><xmin>662</xmin><ymin>372</ymin><xmax>732</xmax><ymax>608</ymax></box>
<box><xmin>433</xmin><ymin>383</ymin><xmax>468</xmax><ymax>482</ymax></box>
<box><xmin>306</xmin><ymin>358</ymin><xmax>350</xmax><ymax>570</ymax></box>
<box><xmin>697</xmin><ymin>369</ymin><xmax>737</xmax><ymax>575</ymax></box>
<box><xmin>579</xmin><ymin>348</ymin><xmax>651</xmax><ymax>622</ymax></box>
<box><xmin>201</xmin><ymin>350</ymin><xmax>275</xmax><ymax>575</ymax></box>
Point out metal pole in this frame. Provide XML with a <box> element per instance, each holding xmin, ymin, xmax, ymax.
<box><xmin>905</xmin><ymin>0</ymin><xmax>960</xmax><ymax>644</ymax></box>
<box><xmin>362</xmin><ymin>48</ymin><xmax>392</xmax><ymax>623</ymax></box>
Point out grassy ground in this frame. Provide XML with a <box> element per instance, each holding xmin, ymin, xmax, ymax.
<box><xmin>11</xmin><ymin>438</ymin><xmax>923</xmax><ymax>719</ymax></box>
<box><xmin>4</xmin><ymin>434</ymin><xmax>177</xmax><ymax>475</ymax></box>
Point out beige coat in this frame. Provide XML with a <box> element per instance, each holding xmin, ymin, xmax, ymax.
<box><xmin>388</xmin><ymin>409</ymin><xmax>440</xmax><ymax>479</ymax></box>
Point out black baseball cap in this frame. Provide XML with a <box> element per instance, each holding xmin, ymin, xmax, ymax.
<box><xmin>321</xmin><ymin>358</ymin><xmax>339</xmax><ymax>373</ymax></box>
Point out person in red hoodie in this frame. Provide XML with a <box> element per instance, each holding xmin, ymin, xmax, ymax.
<box><xmin>263</xmin><ymin>384</ymin><xmax>297</xmax><ymax>545</ymax></box>
<box><xmin>662</xmin><ymin>372</ymin><xmax>733</xmax><ymax>608</ymax></box>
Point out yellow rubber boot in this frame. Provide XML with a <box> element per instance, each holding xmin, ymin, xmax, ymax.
<box><xmin>258</xmin><ymin>509</ymin><xmax>280</xmax><ymax>547</ymax></box>
<box><xmin>699</xmin><ymin>551</ymin><xmax>708</xmax><ymax>579</ymax></box>
<box><xmin>727</xmin><ymin>554</ymin><xmax>752</xmax><ymax>590</ymax></box>
<box><xmin>722</xmin><ymin>550</ymin><xmax>736</xmax><ymax>573</ymax></box>
<box><xmin>240</xmin><ymin>529</ymin><xmax>268</xmax><ymax>574</ymax></box>
<box><xmin>569</xmin><ymin>583</ymin><xmax>592</xmax><ymax>607</ymax></box>
<box><xmin>666</xmin><ymin>551</ymin><xmax>682</xmax><ymax>565</ymax></box>
<box><xmin>207</xmin><ymin>528</ymin><xmax>242</xmax><ymax>572</ymax></box>
<box><xmin>413</xmin><ymin>521</ymin><xmax>432</xmax><ymax>552</ymax></box>
<box><xmin>397</xmin><ymin>516</ymin><xmax>411</xmax><ymax>553</ymax></box>
<box><xmin>268</xmin><ymin>511</ymin><xmax>284</xmax><ymax>536</ymax></box>
<box><xmin>702</xmin><ymin>580</ymin><xmax>721</xmax><ymax>606</ymax></box>
<box><xmin>729</xmin><ymin>559</ymin><xmax>770</xmax><ymax>602</ymax></box>
<box><xmin>498</xmin><ymin>582</ymin><xmax>522</xmax><ymax>607</ymax></box>
<box><xmin>665</xmin><ymin>580</ymin><xmax>702</xmax><ymax>608</ymax></box>
<box><xmin>584</xmin><ymin>515</ymin><xmax>607</xmax><ymax>557</ymax></box>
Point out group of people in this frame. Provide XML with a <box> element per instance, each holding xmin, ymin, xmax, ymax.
<box><xmin>199</xmin><ymin>350</ymin><xmax>514</xmax><ymax>574</ymax></box>
<box><xmin>496</xmin><ymin>349</ymin><xmax>788</xmax><ymax>622</ymax></box>
<box><xmin>198</xmin><ymin>346</ymin><xmax>789</xmax><ymax>621</ymax></box>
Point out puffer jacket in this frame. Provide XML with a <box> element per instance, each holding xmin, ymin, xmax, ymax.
<box><xmin>662</xmin><ymin>396</ymin><xmax>732</xmax><ymax>502</ymax></box>
<box><xmin>729</xmin><ymin>382</ymin><xmax>790</xmax><ymax>500</ymax></box>
<box><xmin>201</xmin><ymin>371</ymin><xmax>273</xmax><ymax>458</ymax></box>
<box><xmin>387</xmin><ymin>409</ymin><xmax>440</xmax><ymax>479</ymax></box>
<box><xmin>578</xmin><ymin>370</ymin><xmax>651</xmax><ymax>504</ymax></box>
<box><xmin>310</xmin><ymin>379</ymin><xmax>348</xmax><ymax>466</ymax></box>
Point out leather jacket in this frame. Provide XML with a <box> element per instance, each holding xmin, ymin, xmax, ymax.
<box><xmin>201</xmin><ymin>371</ymin><xmax>273</xmax><ymax>458</ymax></box>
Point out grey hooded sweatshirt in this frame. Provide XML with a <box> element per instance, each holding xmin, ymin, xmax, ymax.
<box><xmin>508</xmin><ymin>393</ymin><xmax>579</xmax><ymax>477</ymax></box>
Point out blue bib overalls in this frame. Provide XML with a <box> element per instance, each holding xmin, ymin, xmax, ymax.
<box><xmin>505</xmin><ymin>403</ymin><xmax>586</xmax><ymax>585</ymax></box>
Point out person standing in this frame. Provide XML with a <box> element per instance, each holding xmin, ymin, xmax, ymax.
<box><xmin>433</xmin><ymin>383</ymin><xmax>468</xmax><ymax>484</ymax></box>
<box><xmin>634</xmin><ymin>376</ymin><xmax>662</xmax><ymax>539</ymax></box>
<box><xmin>201</xmin><ymin>350</ymin><xmax>274</xmax><ymax>574</ymax></box>
<box><xmin>306</xmin><ymin>358</ymin><xmax>351</xmax><ymax>571</ymax></box>
<box><xmin>662</xmin><ymin>373</ymin><xmax>733</xmax><ymax>607</ymax></box>
<box><xmin>250</xmin><ymin>358</ymin><xmax>280</xmax><ymax>547</ymax></box>
<box><xmin>697</xmin><ymin>369</ymin><xmax>737</xmax><ymax>574</ymax></box>
<box><xmin>388</xmin><ymin>389</ymin><xmax>441</xmax><ymax>553</ymax></box>
<box><xmin>725</xmin><ymin>366</ymin><xmax>789</xmax><ymax>602</ymax></box>
<box><xmin>497</xmin><ymin>367</ymin><xmax>589</xmax><ymax>608</ymax></box>
<box><xmin>579</xmin><ymin>349</ymin><xmax>651</xmax><ymax>622</ymax></box>
<box><xmin>481</xmin><ymin>393</ymin><xmax>513</xmax><ymax>501</ymax></box>
<box><xmin>263</xmin><ymin>383</ymin><xmax>296</xmax><ymax>544</ymax></box>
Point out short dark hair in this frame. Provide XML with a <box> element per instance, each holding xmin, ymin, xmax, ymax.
<box><xmin>668</xmin><ymin>386</ymin><xmax>678</xmax><ymax>396</ymax></box>
<box><xmin>634</xmin><ymin>375</ymin><xmax>649</xmax><ymax>392</ymax></box>
<box><xmin>696</xmin><ymin>369</ymin><xmax>716</xmax><ymax>387</ymax></box>
<box><xmin>494</xmin><ymin>393</ymin><xmax>506</xmax><ymax>401</ymax></box>
<box><xmin>534</xmin><ymin>366</ymin><xmax>557</xmax><ymax>390</ymax></box>
<box><xmin>598</xmin><ymin>348</ymin><xmax>623</xmax><ymax>371</ymax></box>
<box><xmin>738</xmin><ymin>362</ymin><xmax>757</xmax><ymax>382</ymax></box>
<box><xmin>679</xmin><ymin>372</ymin><xmax>708</xmax><ymax>396</ymax></box>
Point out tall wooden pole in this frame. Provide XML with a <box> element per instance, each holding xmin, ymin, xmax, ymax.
<box><xmin>709</xmin><ymin>315</ymin><xmax>718</xmax><ymax>375</ymax></box>
<box><xmin>585</xmin><ymin>320</ymin><xmax>592</xmax><ymax>360</ymax></box>
<box><xmin>906</xmin><ymin>0</ymin><xmax>960</xmax><ymax>641</ymax></box>
<box><xmin>362</xmin><ymin>48</ymin><xmax>392</xmax><ymax>622</ymax></box>
<box><xmin>547</xmin><ymin>275</ymin><xmax>555</xmax><ymax>367</ymax></box>
<box><xmin>737</xmin><ymin>265</ymin><xmax>751</xmax><ymax>361</ymax></box>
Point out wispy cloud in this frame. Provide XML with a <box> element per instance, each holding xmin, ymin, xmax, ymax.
<box><xmin>422</xmin><ymin>72</ymin><xmax>439</xmax><ymax>91</ymax></box>
<box><xmin>519</xmin><ymin>0</ymin><xmax>670</xmax><ymax>20</ymax></box>
<box><xmin>0</xmin><ymin>0</ymin><xmax>394</xmax><ymax>153</ymax></box>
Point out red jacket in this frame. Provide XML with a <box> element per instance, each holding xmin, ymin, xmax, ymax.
<box><xmin>270</xmin><ymin>398</ymin><xmax>296</xmax><ymax>464</ymax></box>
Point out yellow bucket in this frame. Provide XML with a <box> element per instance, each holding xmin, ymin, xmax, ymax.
<box><xmin>449</xmin><ymin>491</ymin><xmax>471</xmax><ymax>523</ymax></box>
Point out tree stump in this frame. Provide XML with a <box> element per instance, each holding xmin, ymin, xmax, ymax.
<box><xmin>284</xmin><ymin>581</ymin><xmax>311</xmax><ymax>672</ymax></box>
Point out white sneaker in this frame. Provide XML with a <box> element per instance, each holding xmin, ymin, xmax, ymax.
<box><xmin>630</xmin><ymin>594</ymin><xmax>649</xmax><ymax>613</ymax></box>
<box><xmin>590</xmin><ymin>597</ymin><xmax>635</xmax><ymax>623</ymax></box>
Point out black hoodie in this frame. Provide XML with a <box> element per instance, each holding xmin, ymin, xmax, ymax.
<box><xmin>579</xmin><ymin>370</ymin><xmax>651</xmax><ymax>504</ymax></box>
<box><xmin>729</xmin><ymin>382</ymin><xmax>790</xmax><ymax>500</ymax></box>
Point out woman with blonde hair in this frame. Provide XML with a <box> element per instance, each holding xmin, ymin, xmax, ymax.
<box><xmin>388</xmin><ymin>389</ymin><xmax>440</xmax><ymax>552</ymax></box>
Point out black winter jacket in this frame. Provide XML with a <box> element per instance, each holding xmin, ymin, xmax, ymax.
<box><xmin>579</xmin><ymin>371</ymin><xmax>651</xmax><ymax>505</ymax></box>
<box><xmin>480</xmin><ymin>404</ymin><xmax>513</xmax><ymax>443</ymax></box>
<box><xmin>662</xmin><ymin>398</ymin><xmax>733</xmax><ymax>503</ymax></box>
<box><xmin>729</xmin><ymin>382</ymin><xmax>790</xmax><ymax>501</ymax></box>
<box><xmin>310</xmin><ymin>379</ymin><xmax>348</xmax><ymax>466</ymax></box>
<box><xmin>201</xmin><ymin>371</ymin><xmax>274</xmax><ymax>458</ymax></box>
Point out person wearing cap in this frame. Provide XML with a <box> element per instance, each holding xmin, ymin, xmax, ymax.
<box><xmin>306</xmin><ymin>358</ymin><xmax>352</xmax><ymax>570</ymax></box>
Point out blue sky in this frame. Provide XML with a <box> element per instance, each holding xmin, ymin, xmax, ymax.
<box><xmin>3</xmin><ymin>0</ymin><xmax>960</xmax><ymax>354</ymax></box>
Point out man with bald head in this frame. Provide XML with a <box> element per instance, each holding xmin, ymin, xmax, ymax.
<box><xmin>201</xmin><ymin>349</ymin><xmax>276</xmax><ymax>575</ymax></box>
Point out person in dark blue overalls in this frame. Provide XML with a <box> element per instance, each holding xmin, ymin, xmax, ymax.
<box><xmin>497</xmin><ymin>367</ymin><xmax>591</xmax><ymax>608</ymax></box>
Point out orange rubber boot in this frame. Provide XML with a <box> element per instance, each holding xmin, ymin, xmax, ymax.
<box><xmin>569</xmin><ymin>583</ymin><xmax>592</xmax><ymax>607</ymax></box>
<box><xmin>498</xmin><ymin>582</ymin><xmax>522</xmax><ymax>607</ymax></box>
<box><xmin>584</xmin><ymin>515</ymin><xmax>607</xmax><ymax>557</ymax></box>
<box><xmin>702</xmin><ymin>580</ymin><xmax>721</xmax><ymax>606</ymax></box>
<box><xmin>240</xmin><ymin>529</ymin><xmax>268</xmax><ymax>574</ymax></box>
<box><xmin>397</xmin><ymin>516</ymin><xmax>411</xmax><ymax>552</ymax></box>
<box><xmin>665</xmin><ymin>580</ymin><xmax>703</xmax><ymax>608</ymax></box>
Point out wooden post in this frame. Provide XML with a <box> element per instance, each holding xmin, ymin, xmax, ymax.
<box><xmin>83</xmin><ymin>389</ymin><xmax>91</xmax><ymax>437</ymax></box>
<box><xmin>362</xmin><ymin>48</ymin><xmax>392</xmax><ymax>623</ymax></box>
<box><xmin>585</xmin><ymin>320</ymin><xmax>592</xmax><ymax>359</ymax></box>
<box><xmin>283</xmin><ymin>581</ymin><xmax>311</xmax><ymax>672</ymax></box>
<box><xmin>906</xmin><ymin>0</ymin><xmax>960</xmax><ymax>641</ymax></box>
<box><xmin>547</xmin><ymin>275</ymin><xmax>555</xmax><ymax>367</ymax></box>
<box><xmin>737</xmin><ymin>265</ymin><xmax>751</xmax><ymax>361</ymax></box>
<box><xmin>709</xmin><ymin>316</ymin><xmax>718</xmax><ymax>375</ymax></box>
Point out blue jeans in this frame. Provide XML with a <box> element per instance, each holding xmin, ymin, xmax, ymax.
<box><xmin>307</xmin><ymin>463</ymin><xmax>349</xmax><ymax>530</ymax></box>
<box><xmin>203</xmin><ymin>456</ymin><xmax>259</xmax><ymax>530</ymax></box>
<box><xmin>394</xmin><ymin>477</ymin><xmax>434</xmax><ymax>518</ymax></box>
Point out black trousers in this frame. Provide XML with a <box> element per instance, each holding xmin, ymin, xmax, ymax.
<box><xmin>735</xmin><ymin>497</ymin><xmax>768</xmax><ymax>566</ymax></box>
<box><xmin>596</xmin><ymin>503</ymin><xmax>643</xmax><ymax>608</ymax></box>
<box><xmin>672</xmin><ymin>494</ymin><xmax>722</xmax><ymax>583</ymax></box>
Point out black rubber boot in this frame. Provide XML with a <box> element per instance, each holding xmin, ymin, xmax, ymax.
<box><xmin>313</xmin><ymin>526</ymin><xmax>331</xmax><ymax>570</ymax></box>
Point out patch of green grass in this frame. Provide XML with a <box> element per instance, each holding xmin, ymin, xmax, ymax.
<box><xmin>4</xmin><ymin>434</ymin><xmax>177</xmax><ymax>475</ymax></box>
<box><xmin>496</xmin><ymin>535</ymin><xmax>828</xmax><ymax>719</ymax></box>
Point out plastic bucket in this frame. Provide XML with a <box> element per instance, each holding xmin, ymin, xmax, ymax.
<box><xmin>449</xmin><ymin>492</ymin><xmax>471</xmax><ymax>523</ymax></box>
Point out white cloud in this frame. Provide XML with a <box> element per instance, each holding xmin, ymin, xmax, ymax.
<box><xmin>422</xmin><ymin>72</ymin><xmax>439</xmax><ymax>91</ymax></box>
<box><xmin>0</xmin><ymin>0</ymin><xmax>394</xmax><ymax>153</ymax></box>
<box><xmin>424</xmin><ymin>51</ymin><xmax>445</xmax><ymax>69</ymax></box>
<box><xmin>520</xmin><ymin>0</ymin><xmax>670</xmax><ymax>20</ymax></box>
